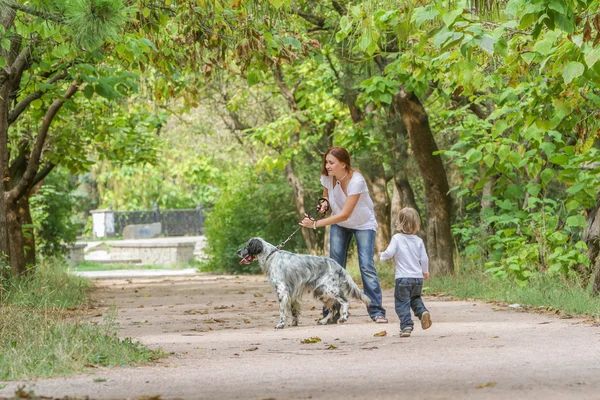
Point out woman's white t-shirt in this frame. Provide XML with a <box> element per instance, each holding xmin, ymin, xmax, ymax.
<box><xmin>320</xmin><ymin>171</ymin><xmax>378</xmax><ymax>231</ymax></box>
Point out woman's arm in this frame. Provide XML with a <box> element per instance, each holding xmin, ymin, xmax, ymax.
<box><xmin>300</xmin><ymin>193</ymin><xmax>360</xmax><ymax>229</ymax></box>
<box><xmin>318</xmin><ymin>188</ymin><xmax>329</xmax><ymax>213</ymax></box>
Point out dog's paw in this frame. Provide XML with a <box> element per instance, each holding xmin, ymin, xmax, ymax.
<box><xmin>274</xmin><ymin>323</ymin><xmax>285</xmax><ymax>329</ymax></box>
<box><xmin>291</xmin><ymin>320</ymin><xmax>298</xmax><ymax>327</ymax></box>
<box><xmin>317</xmin><ymin>317</ymin><xmax>329</xmax><ymax>325</ymax></box>
<box><xmin>338</xmin><ymin>317</ymin><xmax>347</xmax><ymax>323</ymax></box>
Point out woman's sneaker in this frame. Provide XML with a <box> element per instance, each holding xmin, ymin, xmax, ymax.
<box><xmin>400</xmin><ymin>327</ymin><xmax>413</xmax><ymax>337</ymax></box>
<box><xmin>420</xmin><ymin>311</ymin><xmax>432</xmax><ymax>330</ymax></box>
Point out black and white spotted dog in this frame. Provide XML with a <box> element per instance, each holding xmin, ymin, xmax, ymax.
<box><xmin>237</xmin><ymin>237</ymin><xmax>370</xmax><ymax>329</ymax></box>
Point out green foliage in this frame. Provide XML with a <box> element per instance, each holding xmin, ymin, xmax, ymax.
<box><xmin>201</xmin><ymin>169</ymin><xmax>308</xmax><ymax>274</ymax></box>
<box><xmin>425</xmin><ymin>269</ymin><xmax>600</xmax><ymax>317</ymax></box>
<box><xmin>30</xmin><ymin>170</ymin><xmax>80</xmax><ymax>258</ymax></box>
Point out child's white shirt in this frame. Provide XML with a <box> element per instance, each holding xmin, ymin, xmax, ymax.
<box><xmin>380</xmin><ymin>233</ymin><xmax>429</xmax><ymax>279</ymax></box>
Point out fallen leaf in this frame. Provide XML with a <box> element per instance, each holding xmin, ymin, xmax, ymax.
<box><xmin>476</xmin><ymin>382</ymin><xmax>496</xmax><ymax>389</ymax></box>
<box><xmin>243</xmin><ymin>347</ymin><xmax>259</xmax><ymax>352</ymax></box>
<box><xmin>214</xmin><ymin>305</ymin><xmax>229</xmax><ymax>310</ymax></box>
<box><xmin>374</xmin><ymin>331</ymin><xmax>387</xmax><ymax>337</ymax></box>
<box><xmin>492</xmin><ymin>336</ymin><xmax>499</xmax><ymax>338</ymax></box>
<box><xmin>94</xmin><ymin>378</ymin><xmax>107</xmax><ymax>382</ymax></box>
<box><xmin>253</xmin><ymin>293</ymin><xmax>264</xmax><ymax>297</ymax></box>
<box><xmin>326</xmin><ymin>344</ymin><xmax>338</xmax><ymax>350</ymax></box>
<box><xmin>361</xmin><ymin>346</ymin><xmax>378</xmax><ymax>350</ymax></box>
<box><xmin>300</xmin><ymin>337</ymin><xmax>322</xmax><ymax>344</ymax></box>
<box><xmin>137</xmin><ymin>305</ymin><xmax>144</xmax><ymax>308</ymax></box>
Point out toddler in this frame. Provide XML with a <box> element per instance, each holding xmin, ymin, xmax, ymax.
<box><xmin>380</xmin><ymin>207</ymin><xmax>432</xmax><ymax>337</ymax></box>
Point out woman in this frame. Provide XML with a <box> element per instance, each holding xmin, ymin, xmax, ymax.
<box><xmin>300</xmin><ymin>146</ymin><xmax>387</xmax><ymax>323</ymax></box>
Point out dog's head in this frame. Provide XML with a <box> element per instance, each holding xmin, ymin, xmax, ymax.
<box><xmin>237</xmin><ymin>238</ymin><xmax>264</xmax><ymax>265</ymax></box>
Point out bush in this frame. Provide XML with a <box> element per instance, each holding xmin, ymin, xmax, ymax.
<box><xmin>201</xmin><ymin>169</ymin><xmax>310</xmax><ymax>274</ymax></box>
<box><xmin>30</xmin><ymin>170</ymin><xmax>80</xmax><ymax>258</ymax></box>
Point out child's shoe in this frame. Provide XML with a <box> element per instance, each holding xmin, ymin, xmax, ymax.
<box><xmin>420</xmin><ymin>311</ymin><xmax>432</xmax><ymax>330</ymax></box>
<box><xmin>400</xmin><ymin>327</ymin><xmax>413</xmax><ymax>337</ymax></box>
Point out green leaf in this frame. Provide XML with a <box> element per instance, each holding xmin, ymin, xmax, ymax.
<box><xmin>95</xmin><ymin>81</ymin><xmax>120</xmax><ymax>100</ymax></box>
<box><xmin>549</xmin><ymin>154</ymin><xmax>568</xmax><ymax>165</ymax></box>
<box><xmin>566</xmin><ymin>215</ymin><xmax>587</xmax><ymax>228</ymax></box>
<box><xmin>283</xmin><ymin>37</ymin><xmax>302</xmax><ymax>50</ymax></box>
<box><xmin>247</xmin><ymin>70</ymin><xmax>260</xmax><ymax>86</ymax></box>
<box><xmin>566</xmin><ymin>200</ymin><xmax>580</xmax><ymax>211</ymax></box>
<box><xmin>533</xmin><ymin>39</ymin><xmax>555</xmax><ymax>56</ymax></box>
<box><xmin>442</xmin><ymin>9</ymin><xmax>463</xmax><ymax>26</ymax></box>
<box><xmin>83</xmin><ymin>85</ymin><xmax>94</xmax><ymax>99</ymax></box>
<box><xmin>540</xmin><ymin>168</ymin><xmax>555</xmax><ymax>186</ymax></box>
<box><xmin>142</xmin><ymin>7</ymin><xmax>151</xmax><ymax>18</ymax></box>
<box><xmin>479</xmin><ymin>34</ymin><xmax>496</xmax><ymax>56</ymax></box>
<box><xmin>584</xmin><ymin>47</ymin><xmax>600</xmax><ymax>69</ymax></box>
<box><xmin>269</xmin><ymin>0</ymin><xmax>287</xmax><ymax>9</ymax></box>
<box><xmin>412</xmin><ymin>6</ymin><xmax>439</xmax><ymax>28</ymax></box>
<box><xmin>562</xmin><ymin>61</ymin><xmax>584</xmax><ymax>84</ymax></box>
<box><xmin>465</xmin><ymin>148</ymin><xmax>483</xmax><ymax>164</ymax></box>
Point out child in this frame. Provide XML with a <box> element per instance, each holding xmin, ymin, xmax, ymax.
<box><xmin>380</xmin><ymin>207</ymin><xmax>432</xmax><ymax>337</ymax></box>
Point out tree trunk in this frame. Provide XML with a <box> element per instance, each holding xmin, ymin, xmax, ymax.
<box><xmin>357</xmin><ymin>158</ymin><xmax>390</xmax><ymax>253</ymax></box>
<box><xmin>386</xmin><ymin>113</ymin><xmax>420</xmax><ymax>224</ymax></box>
<box><xmin>284</xmin><ymin>162</ymin><xmax>319</xmax><ymax>254</ymax></box>
<box><xmin>481</xmin><ymin>175</ymin><xmax>497</xmax><ymax>236</ymax></box>
<box><xmin>17</xmin><ymin>195</ymin><xmax>36</xmax><ymax>268</ymax></box>
<box><xmin>393</xmin><ymin>90</ymin><xmax>454</xmax><ymax>275</ymax></box>
<box><xmin>6</xmin><ymin>203</ymin><xmax>26</xmax><ymax>276</ymax></box>
<box><xmin>582</xmin><ymin>196</ymin><xmax>600</xmax><ymax>295</ymax></box>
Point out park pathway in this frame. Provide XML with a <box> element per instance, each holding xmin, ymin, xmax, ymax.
<box><xmin>1</xmin><ymin>274</ymin><xmax>599</xmax><ymax>399</ymax></box>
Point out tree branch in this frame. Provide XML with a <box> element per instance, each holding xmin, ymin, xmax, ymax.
<box><xmin>272</xmin><ymin>63</ymin><xmax>298</xmax><ymax>112</ymax></box>
<box><xmin>4</xmin><ymin>1</ymin><xmax>66</xmax><ymax>24</ymax></box>
<box><xmin>29</xmin><ymin>162</ymin><xmax>55</xmax><ymax>190</ymax></box>
<box><xmin>294</xmin><ymin>9</ymin><xmax>326</xmax><ymax>28</ymax></box>
<box><xmin>7</xmin><ymin>80</ymin><xmax>78</xmax><ymax>203</ymax></box>
<box><xmin>8</xmin><ymin>71</ymin><xmax>69</xmax><ymax>124</ymax></box>
<box><xmin>331</xmin><ymin>1</ymin><xmax>346</xmax><ymax>15</ymax></box>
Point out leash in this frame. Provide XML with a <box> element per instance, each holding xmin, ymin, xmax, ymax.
<box><xmin>265</xmin><ymin>197</ymin><xmax>330</xmax><ymax>261</ymax></box>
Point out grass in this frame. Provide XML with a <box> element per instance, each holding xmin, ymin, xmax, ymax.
<box><xmin>425</xmin><ymin>271</ymin><xmax>600</xmax><ymax>317</ymax></box>
<box><xmin>72</xmin><ymin>260</ymin><xmax>197</xmax><ymax>272</ymax></box>
<box><xmin>346</xmin><ymin>256</ymin><xmax>600</xmax><ymax>318</ymax></box>
<box><xmin>0</xmin><ymin>259</ymin><xmax>162</xmax><ymax>380</ymax></box>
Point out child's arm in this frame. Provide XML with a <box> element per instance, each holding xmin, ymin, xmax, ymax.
<box><xmin>379</xmin><ymin>236</ymin><xmax>398</xmax><ymax>261</ymax></box>
<box><xmin>420</xmin><ymin>240</ymin><xmax>430</xmax><ymax>279</ymax></box>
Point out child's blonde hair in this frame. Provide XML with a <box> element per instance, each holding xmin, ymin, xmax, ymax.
<box><xmin>395</xmin><ymin>207</ymin><xmax>421</xmax><ymax>234</ymax></box>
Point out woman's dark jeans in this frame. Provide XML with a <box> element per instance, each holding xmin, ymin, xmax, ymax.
<box><xmin>326</xmin><ymin>224</ymin><xmax>386</xmax><ymax>320</ymax></box>
<box><xmin>394</xmin><ymin>277</ymin><xmax>428</xmax><ymax>330</ymax></box>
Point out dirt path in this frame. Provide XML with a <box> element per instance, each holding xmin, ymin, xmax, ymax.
<box><xmin>2</xmin><ymin>274</ymin><xmax>600</xmax><ymax>400</ymax></box>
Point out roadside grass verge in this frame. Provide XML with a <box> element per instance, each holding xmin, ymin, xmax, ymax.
<box><xmin>424</xmin><ymin>271</ymin><xmax>600</xmax><ymax>317</ymax></box>
<box><xmin>0</xmin><ymin>259</ymin><xmax>163</xmax><ymax>380</ymax></box>
<box><xmin>347</xmin><ymin>257</ymin><xmax>600</xmax><ymax>318</ymax></box>
<box><xmin>73</xmin><ymin>260</ymin><xmax>197</xmax><ymax>272</ymax></box>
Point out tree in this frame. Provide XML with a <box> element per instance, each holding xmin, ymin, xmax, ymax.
<box><xmin>0</xmin><ymin>0</ymin><xmax>155</xmax><ymax>275</ymax></box>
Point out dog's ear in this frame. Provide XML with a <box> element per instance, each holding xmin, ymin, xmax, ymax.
<box><xmin>247</xmin><ymin>238</ymin><xmax>263</xmax><ymax>256</ymax></box>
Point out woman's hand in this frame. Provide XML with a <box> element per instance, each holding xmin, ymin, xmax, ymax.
<box><xmin>299</xmin><ymin>213</ymin><xmax>315</xmax><ymax>229</ymax></box>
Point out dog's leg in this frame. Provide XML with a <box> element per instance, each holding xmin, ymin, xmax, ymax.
<box><xmin>275</xmin><ymin>285</ymin><xmax>290</xmax><ymax>329</ymax></box>
<box><xmin>290</xmin><ymin>300</ymin><xmax>301</xmax><ymax>326</ymax></box>
<box><xmin>337</xmin><ymin>298</ymin><xmax>350</xmax><ymax>323</ymax></box>
<box><xmin>317</xmin><ymin>295</ymin><xmax>336</xmax><ymax>325</ymax></box>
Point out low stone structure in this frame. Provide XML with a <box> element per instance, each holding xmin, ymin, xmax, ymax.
<box><xmin>106</xmin><ymin>241</ymin><xmax>195</xmax><ymax>266</ymax></box>
<box><xmin>67</xmin><ymin>243</ymin><xmax>86</xmax><ymax>266</ymax></box>
<box><xmin>122</xmin><ymin>222</ymin><xmax>162</xmax><ymax>240</ymax></box>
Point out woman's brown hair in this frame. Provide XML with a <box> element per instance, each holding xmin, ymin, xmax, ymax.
<box><xmin>395</xmin><ymin>207</ymin><xmax>421</xmax><ymax>234</ymax></box>
<box><xmin>321</xmin><ymin>146</ymin><xmax>353</xmax><ymax>176</ymax></box>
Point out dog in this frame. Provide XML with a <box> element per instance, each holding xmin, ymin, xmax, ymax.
<box><xmin>237</xmin><ymin>237</ymin><xmax>370</xmax><ymax>329</ymax></box>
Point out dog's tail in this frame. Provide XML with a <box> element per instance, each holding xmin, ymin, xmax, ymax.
<box><xmin>345</xmin><ymin>274</ymin><xmax>371</xmax><ymax>306</ymax></box>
